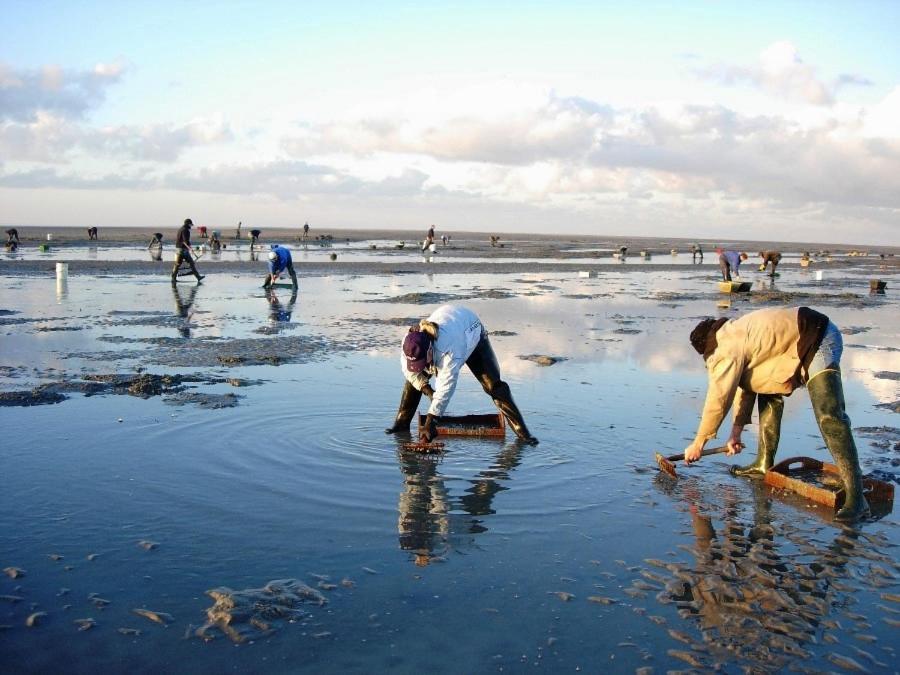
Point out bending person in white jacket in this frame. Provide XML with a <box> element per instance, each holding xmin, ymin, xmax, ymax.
<box><xmin>385</xmin><ymin>304</ymin><xmax>538</xmax><ymax>445</ymax></box>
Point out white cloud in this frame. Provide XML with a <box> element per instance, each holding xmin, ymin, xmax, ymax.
<box><xmin>0</xmin><ymin>60</ymin><xmax>125</xmax><ymax>122</ymax></box>
<box><xmin>695</xmin><ymin>41</ymin><xmax>836</xmax><ymax>106</ymax></box>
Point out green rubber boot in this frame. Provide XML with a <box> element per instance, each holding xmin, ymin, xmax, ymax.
<box><xmin>730</xmin><ymin>394</ymin><xmax>783</xmax><ymax>477</ymax></box>
<box><xmin>808</xmin><ymin>369</ymin><xmax>870</xmax><ymax>522</ymax></box>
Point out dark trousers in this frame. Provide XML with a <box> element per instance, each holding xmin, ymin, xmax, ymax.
<box><xmin>719</xmin><ymin>254</ymin><xmax>733</xmax><ymax>281</ymax></box>
<box><xmin>172</xmin><ymin>249</ymin><xmax>200</xmax><ymax>280</ymax></box>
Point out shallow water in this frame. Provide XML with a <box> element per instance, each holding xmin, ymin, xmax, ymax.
<box><xmin>1</xmin><ymin>268</ymin><xmax>899</xmax><ymax>673</ymax></box>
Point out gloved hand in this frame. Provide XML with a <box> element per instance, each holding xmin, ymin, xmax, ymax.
<box><xmin>421</xmin><ymin>384</ymin><xmax>435</xmax><ymax>399</ymax></box>
<box><xmin>419</xmin><ymin>413</ymin><xmax>437</xmax><ymax>442</ymax></box>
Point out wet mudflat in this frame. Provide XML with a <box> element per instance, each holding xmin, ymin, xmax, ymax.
<box><xmin>1</xmin><ymin>261</ymin><xmax>899</xmax><ymax>673</ymax></box>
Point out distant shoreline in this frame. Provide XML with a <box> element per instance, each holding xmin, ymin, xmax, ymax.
<box><xmin>4</xmin><ymin>225</ymin><xmax>899</xmax><ymax>254</ymax></box>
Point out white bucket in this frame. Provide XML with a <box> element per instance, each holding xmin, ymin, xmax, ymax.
<box><xmin>815</xmin><ymin>270</ymin><xmax>824</xmax><ymax>281</ymax></box>
<box><xmin>56</xmin><ymin>262</ymin><xmax>68</xmax><ymax>282</ymax></box>
<box><xmin>46</xmin><ymin>233</ymin><xmax>53</xmax><ymax>241</ymax></box>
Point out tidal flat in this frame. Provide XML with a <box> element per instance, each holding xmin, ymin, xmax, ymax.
<box><xmin>1</xmin><ymin>231</ymin><xmax>899</xmax><ymax>673</ymax></box>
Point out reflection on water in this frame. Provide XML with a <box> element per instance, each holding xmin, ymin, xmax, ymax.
<box><xmin>650</xmin><ymin>474</ymin><xmax>897</xmax><ymax>672</ymax></box>
<box><xmin>172</xmin><ymin>283</ymin><xmax>198</xmax><ymax>338</ymax></box>
<box><xmin>396</xmin><ymin>440</ymin><xmax>524</xmax><ymax>566</ymax></box>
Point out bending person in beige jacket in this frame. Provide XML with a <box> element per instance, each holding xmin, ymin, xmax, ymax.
<box><xmin>683</xmin><ymin>307</ymin><xmax>869</xmax><ymax>522</ymax></box>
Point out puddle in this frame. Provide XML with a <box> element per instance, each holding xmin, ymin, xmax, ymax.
<box><xmin>0</xmin><ymin>263</ymin><xmax>898</xmax><ymax>672</ymax></box>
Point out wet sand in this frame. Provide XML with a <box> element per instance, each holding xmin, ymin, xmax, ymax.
<box><xmin>1</xmin><ymin>228</ymin><xmax>899</xmax><ymax>673</ymax></box>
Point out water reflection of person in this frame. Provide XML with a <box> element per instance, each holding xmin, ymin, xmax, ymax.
<box><xmin>172</xmin><ymin>283</ymin><xmax>199</xmax><ymax>338</ymax></box>
<box><xmin>396</xmin><ymin>441</ymin><xmax>524</xmax><ymax>566</ymax></box>
<box><xmin>654</xmin><ymin>476</ymin><xmax>864</xmax><ymax>671</ymax></box>
<box><xmin>265</xmin><ymin>287</ymin><xmax>297</xmax><ymax>324</ymax></box>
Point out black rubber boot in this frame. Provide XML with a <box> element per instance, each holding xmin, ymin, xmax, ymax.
<box><xmin>385</xmin><ymin>380</ymin><xmax>423</xmax><ymax>434</ymax></box>
<box><xmin>808</xmin><ymin>369</ymin><xmax>870</xmax><ymax>522</ymax></box>
<box><xmin>466</xmin><ymin>337</ymin><xmax>538</xmax><ymax>444</ymax></box>
<box><xmin>731</xmin><ymin>394</ymin><xmax>783</xmax><ymax>477</ymax></box>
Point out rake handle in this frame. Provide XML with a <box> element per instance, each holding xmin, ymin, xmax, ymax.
<box><xmin>665</xmin><ymin>445</ymin><xmax>729</xmax><ymax>463</ymax></box>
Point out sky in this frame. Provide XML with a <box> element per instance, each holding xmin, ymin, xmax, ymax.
<box><xmin>1</xmin><ymin>1</ymin><xmax>899</xmax><ymax>245</ymax></box>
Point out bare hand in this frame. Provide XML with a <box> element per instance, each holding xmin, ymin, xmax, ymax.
<box><xmin>684</xmin><ymin>441</ymin><xmax>703</xmax><ymax>464</ymax></box>
<box><xmin>726</xmin><ymin>438</ymin><xmax>745</xmax><ymax>456</ymax></box>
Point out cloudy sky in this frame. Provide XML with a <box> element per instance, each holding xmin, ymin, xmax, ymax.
<box><xmin>2</xmin><ymin>1</ymin><xmax>898</xmax><ymax>244</ymax></box>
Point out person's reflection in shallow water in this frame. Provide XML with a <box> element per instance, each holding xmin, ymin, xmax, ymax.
<box><xmin>172</xmin><ymin>283</ymin><xmax>199</xmax><ymax>338</ymax></box>
<box><xmin>263</xmin><ymin>287</ymin><xmax>297</xmax><ymax>333</ymax></box>
<box><xmin>648</xmin><ymin>475</ymin><xmax>887</xmax><ymax>671</ymax></box>
<box><xmin>395</xmin><ymin>440</ymin><xmax>525</xmax><ymax>567</ymax></box>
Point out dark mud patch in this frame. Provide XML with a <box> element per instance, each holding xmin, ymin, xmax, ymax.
<box><xmin>192</xmin><ymin>579</ymin><xmax>327</xmax><ymax>643</ymax></box>
<box><xmin>0</xmin><ymin>310</ymin><xmax>18</xmax><ymax>316</ymax></box>
<box><xmin>34</xmin><ymin>325</ymin><xmax>85</xmax><ymax>332</ymax></box>
<box><xmin>365</xmin><ymin>292</ymin><xmax>463</xmax><ymax>305</ymax></box>
<box><xmin>613</xmin><ymin>328</ymin><xmax>642</xmax><ymax>334</ymax></box>
<box><xmin>749</xmin><ymin>290</ymin><xmax>869</xmax><ymax>307</ymax></box>
<box><xmin>349</xmin><ymin>316</ymin><xmax>421</xmax><ymax>327</ymax></box>
<box><xmin>164</xmin><ymin>392</ymin><xmax>241</xmax><ymax>408</ymax></box>
<box><xmin>518</xmin><ymin>354</ymin><xmax>566</xmax><ymax>366</ymax></box>
<box><xmin>875</xmin><ymin>400</ymin><xmax>900</xmax><ymax>413</ymax></box>
<box><xmin>472</xmin><ymin>289</ymin><xmax>517</xmax><ymax>299</ymax></box>
<box><xmin>855</xmin><ymin>426</ymin><xmax>900</xmax><ymax>479</ymax></box>
<box><xmin>0</xmin><ymin>388</ymin><xmax>67</xmax><ymax>407</ymax></box>
<box><xmin>562</xmin><ymin>293</ymin><xmax>614</xmax><ymax>299</ymax></box>
<box><xmin>0</xmin><ymin>315</ymin><xmax>68</xmax><ymax>327</ymax></box>
<box><xmin>846</xmin><ymin>344</ymin><xmax>900</xmax><ymax>353</ymax></box>
<box><xmin>840</xmin><ymin>326</ymin><xmax>871</xmax><ymax>335</ymax></box>
<box><xmin>489</xmin><ymin>330</ymin><xmax>518</xmax><ymax>337</ymax></box>
<box><xmin>253</xmin><ymin>323</ymin><xmax>298</xmax><ymax>335</ymax></box>
<box><xmin>874</xmin><ymin>371</ymin><xmax>900</xmax><ymax>381</ymax></box>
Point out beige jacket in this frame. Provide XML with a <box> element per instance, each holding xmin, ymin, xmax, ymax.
<box><xmin>696</xmin><ymin>307</ymin><xmax>804</xmax><ymax>441</ymax></box>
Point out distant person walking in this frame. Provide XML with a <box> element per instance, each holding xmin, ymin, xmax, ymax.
<box><xmin>718</xmin><ymin>250</ymin><xmax>748</xmax><ymax>281</ymax></box>
<box><xmin>87</xmin><ymin>226</ymin><xmax>98</xmax><ymax>241</ymax></box>
<box><xmin>171</xmin><ymin>218</ymin><xmax>204</xmax><ymax>284</ymax></box>
<box><xmin>263</xmin><ymin>244</ymin><xmax>298</xmax><ymax>290</ymax></box>
<box><xmin>759</xmin><ymin>250</ymin><xmax>782</xmax><ymax>276</ymax></box>
<box><xmin>235</xmin><ymin>221</ymin><xmax>242</xmax><ymax>239</ymax></box>
<box><xmin>303</xmin><ymin>222</ymin><xmax>310</xmax><ymax>240</ymax></box>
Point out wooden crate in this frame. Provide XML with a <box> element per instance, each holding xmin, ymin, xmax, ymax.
<box><xmin>764</xmin><ymin>456</ymin><xmax>894</xmax><ymax>511</ymax></box>
<box><xmin>418</xmin><ymin>413</ymin><xmax>506</xmax><ymax>437</ymax></box>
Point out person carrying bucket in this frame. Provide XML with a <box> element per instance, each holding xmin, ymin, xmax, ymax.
<box><xmin>385</xmin><ymin>304</ymin><xmax>538</xmax><ymax>445</ymax></box>
<box><xmin>262</xmin><ymin>244</ymin><xmax>298</xmax><ymax>290</ymax></box>
<box><xmin>683</xmin><ymin>307</ymin><xmax>869</xmax><ymax>522</ymax></box>
<box><xmin>758</xmin><ymin>250</ymin><xmax>782</xmax><ymax>276</ymax></box>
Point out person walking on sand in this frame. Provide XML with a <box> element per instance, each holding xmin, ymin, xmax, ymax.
<box><xmin>171</xmin><ymin>218</ymin><xmax>204</xmax><ymax>284</ymax></box>
<box><xmin>235</xmin><ymin>221</ymin><xmax>242</xmax><ymax>239</ymax></box>
<box><xmin>262</xmin><ymin>244</ymin><xmax>298</xmax><ymax>290</ymax></box>
<box><xmin>303</xmin><ymin>222</ymin><xmax>310</xmax><ymax>240</ymax></box>
<box><xmin>683</xmin><ymin>307</ymin><xmax>870</xmax><ymax>522</ymax></box>
<box><xmin>758</xmin><ymin>250</ymin><xmax>782</xmax><ymax>276</ymax></box>
<box><xmin>718</xmin><ymin>250</ymin><xmax>748</xmax><ymax>281</ymax></box>
<box><xmin>385</xmin><ymin>304</ymin><xmax>538</xmax><ymax>445</ymax></box>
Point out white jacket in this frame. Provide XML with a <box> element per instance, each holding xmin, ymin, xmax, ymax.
<box><xmin>401</xmin><ymin>305</ymin><xmax>484</xmax><ymax>416</ymax></box>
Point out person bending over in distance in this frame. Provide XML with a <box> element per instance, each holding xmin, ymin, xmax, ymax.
<box><xmin>250</xmin><ymin>229</ymin><xmax>262</xmax><ymax>247</ymax></box>
<box><xmin>718</xmin><ymin>250</ymin><xmax>748</xmax><ymax>281</ymax></box>
<box><xmin>386</xmin><ymin>304</ymin><xmax>538</xmax><ymax>445</ymax></box>
<box><xmin>758</xmin><ymin>250</ymin><xmax>782</xmax><ymax>276</ymax></box>
<box><xmin>6</xmin><ymin>228</ymin><xmax>19</xmax><ymax>243</ymax></box>
<box><xmin>262</xmin><ymin>244</ymin><xmax>298</xmax><ymax>290</ymax></box>
<box><xmin>87</xmin><ymin>226</ymin><xmax>98</xmax><ymax>240</ymax></box>
<box><xmin>684</xmin><ymin>306</ymin><xmax>869</xmax><ymax>522</ymax></box>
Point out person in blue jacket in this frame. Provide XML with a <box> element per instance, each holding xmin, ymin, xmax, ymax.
<box><xmin>263</xmin><ymin>244</ymin><xmax>298</xmax><ymax>289</ymax></box>
<box><xmin>718</xmin><ymin>250</ymin><xmax>748</xmax><ymax>281</ymax></box>
<box><xmin>385</xmin><ymin>304</ymin><xmax>538</xmax><ymax>444</ymax></box>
